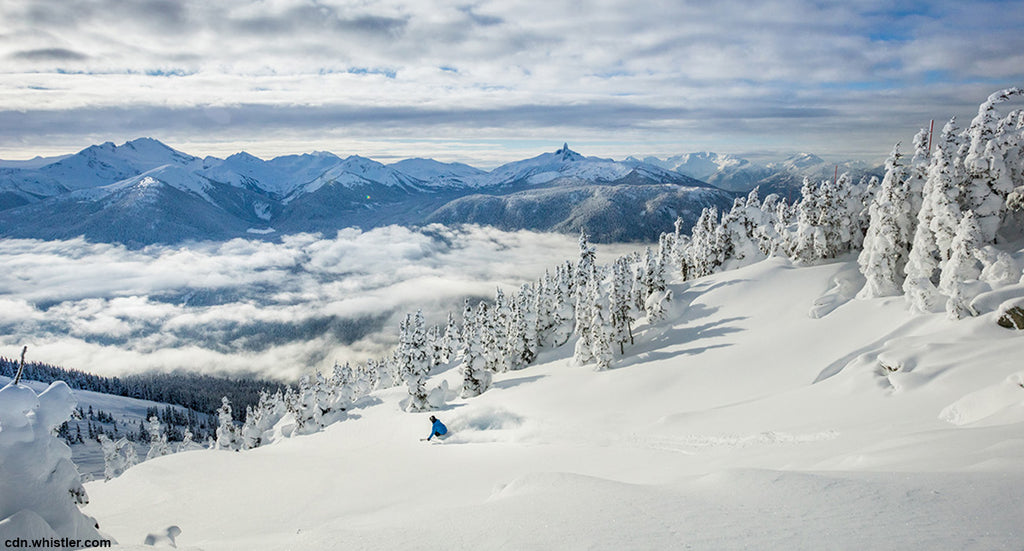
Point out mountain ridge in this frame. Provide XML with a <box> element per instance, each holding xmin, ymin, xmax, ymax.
<box><xmin>0</xmin><ymin>138</ymin><xmax>878</xmax><ymax>245</ymax></box>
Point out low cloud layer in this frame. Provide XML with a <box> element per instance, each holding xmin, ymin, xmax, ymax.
<box><xmin>0</xmin><ymin>225</ymin><xmax>638</xmax><ymax>381</ymax></box>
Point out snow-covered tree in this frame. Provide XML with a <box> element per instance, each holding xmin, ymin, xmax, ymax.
<box><xmin>962</xmin><ymin>88</ymin><xmax>1023</xmax><ymax>242</ymax></box>
<box><xmin>904</xmin><ymin>124</ymin><xmax>955</xmax><ymax>313</ymax></box>
<box><xmin>548</xmin><ymin>264</ymin><xmax>576</xmax><ymax>347</ymax></box>
<box><xmin>402</xmin><ymin>311</ymin><xmax>432</xmax><ymax>412</ymax></box>
<box><xmin>440</xmin><ymin>312</ymin><xmax>460</xmax><ymax>365</ymax></box>
<box><xmin>572</xmin><ymin>263</ymin><xmax>598</xmax><ymax>367</ymax></box>
<box><xmin>491</xmin><ymin>288</ymin><xmax>512</xmax><ymax>372</ymax></box>
<box><xmin>791</xmin><ymin>178</ymin><xmax>824</xmax><ymax>264</ymax></box>
<box><xmin>858</xmin><ymin>144</ymin><xmax>913</xmax><ymax>298</ymax></box>
<box><xmin>926</xmin><ymin>118</ymin><xmax>966</xmax><ymax>261</ymax></box>
<box><xmin>587</xmin><ymin>271</ymin><xmax>614</xmax><ymax>371</ymax></box>
<box><xmin>939</xmin><ymin>211</ymin><xmax>985</xmax><ymax>319</ymax></box>
<box><xmin>216</xmin><ymin>396</ymin><xmax>240</xmax><ymax>451</ymax></box>
<box><xmin>459</xmin><ymin>305</ymin><xmax>492</xmax><ymax>398</ymax></box>
<box><xmin>99</xmin><ymin>434</ymin><xmax>124</xmax><ymax>481</ymax></box>
<box><xmin>145</xmin><ymin>415</ymin><xmax>171</xmax><ymax>460</ymax></box>
<box><xmin>610</xmin><ymin>258</ymin><xmax>636</xmax><ymax>353</ymax></box>
<box><xmin>688</xmin><ymin>207</ymin><xmax>724</xmax><ymax>277</ymax></box>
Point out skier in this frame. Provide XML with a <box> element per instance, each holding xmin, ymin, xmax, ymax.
<box><xmin>426</xmin><ymin>415</ymin><xmax>448</xmax><ymax>441</ymax></box>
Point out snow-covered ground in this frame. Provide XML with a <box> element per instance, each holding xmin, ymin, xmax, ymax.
<box><xmin>83</xmin><ymin>256</ymin><xmax>1024</xmax><ymax>550</ymax></box>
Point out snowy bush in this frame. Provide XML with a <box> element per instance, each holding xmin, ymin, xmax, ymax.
<box><xmin>0</xmin><ymin>381</ymin><xmax>106</xmax><ymax>543</ymax></box>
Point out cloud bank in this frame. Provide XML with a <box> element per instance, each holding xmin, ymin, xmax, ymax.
<box><xmin>0</xmin><ymin>225</ymin><xmax>638</xmax><ymax>380</ymax></box>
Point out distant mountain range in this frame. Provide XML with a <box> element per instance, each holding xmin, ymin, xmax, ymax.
<box><xmin>0</xmin><ymin>139</ymin><xmax>881</xmax><ymax>245</ymax></box>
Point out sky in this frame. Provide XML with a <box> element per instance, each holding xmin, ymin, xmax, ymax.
<box><xmin>1</xmin><ymin>0</ymin><xmax>1023</xmax><ymax>167</ymax></box>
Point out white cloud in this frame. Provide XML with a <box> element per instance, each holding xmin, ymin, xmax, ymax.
<box><xmin>1</xmin><ymin>0</ymin><xmax>1022</xmax><ymax>163</ymax></box>
<box><xmin>0</xmin><ymin>226</ymin><xmax>640</xmax><ymax>380</ymax></box>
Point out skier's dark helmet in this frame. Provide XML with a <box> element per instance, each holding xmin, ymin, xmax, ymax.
<box><xmin>429</xmin><ymin>415</ymin><xmax>437</xmax><ymax>423</ymax></box>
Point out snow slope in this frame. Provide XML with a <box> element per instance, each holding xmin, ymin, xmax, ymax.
<box><xmin>84</xmin><ymin>256</ymin><xmax>1024</xmax><ymax>549</ymax></box>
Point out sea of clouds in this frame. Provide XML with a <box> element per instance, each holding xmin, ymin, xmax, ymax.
<box><xmin>0</xmin><ymin>225</ymin><xmax>639</xmax><ymax>381</ymax></box>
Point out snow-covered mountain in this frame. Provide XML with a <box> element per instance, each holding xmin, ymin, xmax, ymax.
<box><xmin>631</xmin><ymin>151</ymin><xmax>772</xmax><ymax>193</ymax></box>
<box><xmin>77</xmin><ymin>253</ymin><xmax>1024</xmax><ymax>549</ymax></box>
<box><xmin>0</xmin><ymin>139</ymin><xmax>730</xmax><ymax>244</ymax></box>
<box><xmin>636</xmin><ymin>151</ymin><xmax>883</xmax><ymax>198</ymax></box>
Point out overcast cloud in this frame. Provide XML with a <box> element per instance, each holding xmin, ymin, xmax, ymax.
<box><xmin>0</xmin><ymin>225</ymin><xmax>638</xmax><ymax>380</ymax></box>
<box><xmin>1</xmin><ymin>0</ymin><xmax>1022</xmax><ymax>164</ymax></box>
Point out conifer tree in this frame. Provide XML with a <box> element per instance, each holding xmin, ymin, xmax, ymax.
<box><xmin>962</xmin><ymin>88</ymin><xmax>1023</xmax><ymax>242</ymax></box>
<box><xmin>459</xmin><ymin>305</ymin><xmax>492</xmax><ymax>398</ymax></box>
<box><xmin>99</xmin><ymin>434</ymin><xmax>124</xmax><ymax>481</ymax></box>
<box><xmin>573</xmin><ymin>263</ymin><xmax>597</xmax><ymax>367</ymax></box>
<box><xmin>549</xmin><ymin>264</ymin><xmax>576</xmax><ymax>346</ymax></box>
<box><xmin>940</xmin><ymin>211</ymin><xmax>984</xmax><ymax>319</ymax></box>
<box><xmin>491</xmin><ymin>288</ymin><xmax>511</xmax><ymax>372</ymax></box>
<box><xmin>688</xmin><ymin>206</ymin><xmax>723</xmax><ymax>277</ymax></box>
<box><xmin>610</xmin><ymin>258</ymin><xmax>635</xmax><ymax>353</ymax></box>
<box><xmin>216</xmin><ymin>397</ymin><xmax>239</xmax><ymax>451</ymax></box>
<box><xmin>145</xmin><ymin>415</ymin><xmax>171</xmax><ymax>460</ymax></box>
<box><xmin>927</xmin><ymin>118</ymin><xmax>966</xmax><ymax>261</ymax></box>
<box><xmin>858</xmin><ymin>143</ymin><xmax>913</xmax><ymax>298</ymax></box>
<box><xmin>403</xmin><ymin>310</ymin><xmax>432</xmax><ymax>412</ymax></box>
<box><xmin>792</xmin><ymin>177</ymin><xmax>823</xmax><ymax>263</ymax></box>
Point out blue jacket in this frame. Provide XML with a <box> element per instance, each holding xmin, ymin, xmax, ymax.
<box><xmin>428</xmin><ymin>419</ymin><xmax>448</xmax><ymax>440</ymax></box>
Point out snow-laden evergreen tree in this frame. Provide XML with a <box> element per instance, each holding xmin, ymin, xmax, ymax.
<box><xmin>179</xmin><ymin>428</ymin><xmax>197</xmax><ymax>452</ymax></box>
<box><xmin>939</xmin><ymin>211</ymin><xmax>984</xmax><ymax>319</ymax></box>
<box><xmin>145</xmin><ymin>415</ymin><xmax>171</xmax><ymax>460</ymax></box>
<box><xmin>817</xmin><ymin>176</ymin><xmax>841</xmax><ymax>258</ymax></box>
<box><xmin>830</xmin><ymin>172</ymin><xmax>866</xmax><ymax>256</ymax></box>
<box><xmin>573</xmin><ymin>263</ymin><xmax>597</xmax><ymax>367</ymax></box>
<box><xmin>791</xmin><ymin>177</ymin><xmax>823</xmax><ymax>263</ymax></box>
<box><xmin>323</xmin><ymin>367</ymin><xmax>355</xmax><ymax>421</ymax></box>
<box><xmin>361</xmin><ymin>359</ymin><xmax>382</xmax><ymax>391</ymax></box>
<box><xmin>962</xmin><ymin>88</ymin><xmax>1023</xmax><ymax>243</ymax></box>
<box><xmin>427</xmin><ymin>324</ymin><xmax>444</xmax><ymax>368</ymax></box>
<box><xmin>773</xmin><ymin>196</ymin><xmax>797</xmax><ymax>253</ymax></box>
<box><xmin>504</xmin><ymin>296</ymin><xmax>527</xmax><ymax>371</ymax></box>
<box><xmin>753</xmin><ymin>192</ymin><xmax>784</xmax><ymax>257</ymax></box>
<box><xmin>459</xmin><ymin>305</ymin><xmax>492</xmax><ymax>398</ymax></box>
<box><xmin>491</xmin><ymin>288</ymin><xmax>512</xmax><ymax>372</ymax></box>
<box><xmin>99</xmin><ymin>434</ymin><xmax>124</xmax><ymax>481</ymax></box>
<box><xmin>904</xmin><ymin>125</ymin><xmax>953</xmax><ymax>312</ymax></box>
<box><xmin>216</xmin><ymin>396</ymin><xmax>240</xmax><ymax>451</ymax></box>
<box><xmin>512</xmin><ymin>285</ymin><xmax>540</xmax><ymax>368</ymax></box>
<box><xmin>122</xmin><ymin>438</ymin><xmax>139</xmax><ymax>469</ymax></box>
<box><xmin>288</xmin><ymin>374</ymin><xmax>323</xmax><ymax>435</ymax></box>
<box><xmin>858</xmin><ymin>143</ymin><xmax>913</xmax><ymax>298</ymax></box>
<box><xmin>576</xmin><ymin>229</ymin><xmax>597</xmax><ymax>298</ymax></box>
<box><xmin>610</xmin><ymin>258</ymin><xmax>636</xmax><ymax>353</ymax></box>
<box><xmin>586</xmin><ymin>270</ymin><xmax>614</xmax><ymax>371</ymax></box>
<box><xmin>549</xmin><ymin>263</ymin><xmax>576</xmax><ymax>346</ymax></box>
<box><xmin>524</xmin><ymin>284</ymin><xmax>543</xmax><ymax>357</ymax></box>
<box><xmin>719</xmin><ymin>193</ymin><xmax>763</xmax><ymax>268</ymax></box>
<box><xmin>928</xmin><ymin>118</ymin><xmax>966</xmax><ymax>261</ymax></box>
<box><xmin>906</xmin><ymin>127</ymin><xmax>931</xmax><ymax>223</ymax></box>
<box><xmin>472</xmin><ymin>302</ymin><xmax>502</xmax><ymax>374</ymax></box>
<box><xmin>979</xmin><ymin>247</ymin><xmax>1022</xmax><ymax>287</ymax></box>
<box><xmin>402</xmin><ymin>310</ymin><xmax>433</xmax><ymax>412</ymax></box>
<box><xmin>688</xmin><ymin>206</ymin><xmax>723</xmax><ymax>277</ymax></box>
<box><xmin>440</xmin><ymin>311</ymin><xmax>460</xmax><ymax>365</ymax></box>
<box><xmin>456</xmin><ymin>298</ymin><xmax>474</xmax><ymax>362</ymax></box>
